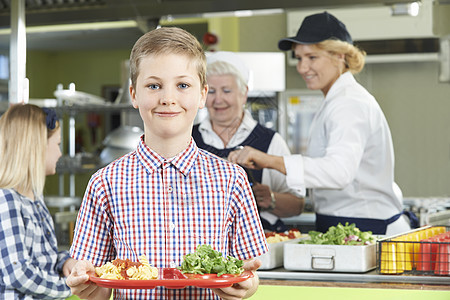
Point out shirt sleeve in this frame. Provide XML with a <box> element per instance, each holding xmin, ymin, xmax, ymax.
<box><xmin>0</xmin><ymin>193</ymin><xmax>71</xmax><ymax>299</ymax></box>
<box><xmin>55</xmin><ymin>251</ymin><xmax>71</xmax><ymax>274</ymax></box>
<box><xmin>264</xmin><ymin>133</ymin><xmax>303</xmax><ymax>197</ymax></box>
<box><xmin>284</xmin><ymin>154</ymin><xmax>306</xmax><ymax>196</ymax></box>
<box><xmin>229</xmin><ymin>166</ymin><xmax>268</xmax><ymax>259</ymax></box>
<box><xmin>70</xmin><ymin>172</ymin><xmax>115</xmax><ymax>266</ymax></box>
<box><xmin>302</xmin><ymin>97</ymin><xmax>370</xmax><ymax>189</ymax></box>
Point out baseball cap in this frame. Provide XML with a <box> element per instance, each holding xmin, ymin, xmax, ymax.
<box><xmin>278</xmin><ymin>11</ymin><xmax>353</xmax><ymax>51</ymax></box>
<box><xmin>206</xmin><ymin>51</ymin><xmax>250</xmax><ymax>85</ymax></box>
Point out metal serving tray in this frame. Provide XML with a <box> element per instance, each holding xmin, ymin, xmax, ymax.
<box><xmin>257</xmin><ymin>238</ymin><xmax>303</xmax><ymax>270</ymax></box>
<box><xmin>283</xmin><ymin>241</ymin><xmax>376</xmax><ymax>273</ymax></box>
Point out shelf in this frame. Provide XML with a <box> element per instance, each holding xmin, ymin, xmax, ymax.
<box><xmin>53</xmin><ymin>103</ymin><xmax>135</xmax><ymax>114</ymax></box>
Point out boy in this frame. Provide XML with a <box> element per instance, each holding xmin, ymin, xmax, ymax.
<box><xmin>66</xmin><ymin>27</ymin><xmax>268</xmax><ymax>299</ymax></box>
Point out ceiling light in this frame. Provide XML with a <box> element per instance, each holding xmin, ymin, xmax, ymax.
<box><xmin>391</xmin><ymin>2</ymin><xmax>420</xmax><ymax>16</ymax></box>
<box><xmin>0</xmin><ymin>20</ymin><xmax>138</xmax><ymax>35</ymax></box>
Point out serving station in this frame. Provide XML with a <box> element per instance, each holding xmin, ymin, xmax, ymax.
<box><xmin>252</xmin><ymin>225</ymin><xmax>450</xmax><ymax>300</ymax></box>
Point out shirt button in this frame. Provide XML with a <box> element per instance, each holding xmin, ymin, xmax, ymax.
<box><xmin>169</xmin><ymin>223</ymin><xmax>176</xmax><ymax>230</ymax></box>
<box><xmin>167</xmin><ymin>186</ymin><xmax>173</xmax><ymax>193</ymax></box>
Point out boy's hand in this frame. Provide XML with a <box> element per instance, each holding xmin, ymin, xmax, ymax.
<box><xmin>211</xmin><ymin>258</ymin><xmax>262</xmax><ymax>300</ymax></box>
<box><xmin>66</xmin><ymin>260</ymin><xmax>112</xmax><ymax>300</ymax></box>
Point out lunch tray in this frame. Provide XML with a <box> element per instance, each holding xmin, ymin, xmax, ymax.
<box><xmin>89</xmin><ymin>268</ymin><xmax>253</xmax><ymax>289</ymax></box>
<box><xmin>377</xmin><ymin>225</ymin><xmax>450</xmax><ymax>276</ymax></box>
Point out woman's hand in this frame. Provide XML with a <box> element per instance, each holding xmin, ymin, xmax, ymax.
<box><xmin>211</xmin><ymin>258</ymin><xmax>262</xmax><ymax>300</ymax></box>
<box><xmin>228</xmin><ymin>146</ymin><xmax>286</xmax><ymax>174</ymax></box>
<box><xmin>252</xmin><ymin>183</ymin><xmax>273</xmax><ymax>210</ymax></box>
<box><xmin>227</xmin><ymin>146</ymin><xmax>265</xmax><ymax>170</ymax></box>
<box><xmin>65</xmin><ymin>260</ymin><xmax>112</xmax><ymax>300</ymax></box>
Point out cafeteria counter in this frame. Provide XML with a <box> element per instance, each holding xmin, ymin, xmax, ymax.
<box><xmin>252</xmin><ymin>268</ymin><xmax>450</xmax><ymax>300</ymax></box>
<box><xmin>257</xmin><ymin>267</ymin><xmax>450</xmax><ymax>285</ymax></box>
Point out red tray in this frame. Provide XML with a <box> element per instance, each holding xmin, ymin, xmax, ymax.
<box><xmin>89</xmin><ymin>268</ymin><xmax>253</xmax><ymax>289</ymax></box>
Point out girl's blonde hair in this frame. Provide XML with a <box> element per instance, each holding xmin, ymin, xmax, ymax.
<box><xmin>315</xmin><ymin>39</ymin><xmax>367</xmax><ymax>74</ymax></box>
<box><xmin>0</xmin><ymin>104</ymin><xmax>59</xmax><ymax>197</ymax></box>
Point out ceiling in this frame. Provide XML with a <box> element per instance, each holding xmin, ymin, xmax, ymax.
<box><xmin>0</xmin><ymin>0</ymin><xmax>414</xmax><ymax>51</ymax></box>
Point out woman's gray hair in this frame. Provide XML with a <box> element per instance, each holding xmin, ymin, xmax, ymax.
<box><xmin>207</xmin><ymin>61</ymin><xmax>248</xmax><ymax>95</ymax></box>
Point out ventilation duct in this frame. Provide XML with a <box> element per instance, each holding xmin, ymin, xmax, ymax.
<box><xmin>286</xmin><ymin>0</ymin><xmax>448</xmax><ymax>65</ymax></box>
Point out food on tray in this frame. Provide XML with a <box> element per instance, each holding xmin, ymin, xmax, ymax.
<box><xmin>300</xmin><ymin>222</ymin><xmax>376</xmax><ymax>245</ymax></box>
<box><xmin>265</xmin><ymin>228</ymin><xmax>302</xmax><ymax>244</ymax></box>
<box><xmin>178</xmin><ymin>245</ymin><xmax>244</xmax><ymax>276</ymax></box>
<box><xmin>95</xmin><ymin>255</ymin><xmax>158</xmax><ymax>280</ymax></box>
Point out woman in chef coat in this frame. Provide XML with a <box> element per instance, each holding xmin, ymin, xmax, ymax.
<box><xmin>228</xmin><ymin>12</ymin><xmax>416</xmax><ymax>235</ymax></box>
<box><xmin>192</xmin><ymin>51</ymin><xmax>304</xmax><ymax>232</ymax></box>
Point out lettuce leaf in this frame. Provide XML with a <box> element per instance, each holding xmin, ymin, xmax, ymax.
<box><xmin>178</xmin><ymin>245</ymin><xmax>244</xmax><ymax>276</ymax></box>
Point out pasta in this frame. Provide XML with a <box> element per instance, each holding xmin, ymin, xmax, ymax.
<box><xmin>95</xmin><ymin>255</ymin><xmax>158</xmax><ymax>280</ymax></box>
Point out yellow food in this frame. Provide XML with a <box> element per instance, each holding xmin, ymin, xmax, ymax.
<box><xmin>95</xmin><ymin>255</ymin><xmax>158</xmax><ymax>280</ymax></box>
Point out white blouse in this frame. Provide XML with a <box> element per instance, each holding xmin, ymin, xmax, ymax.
<box><xmin>284</xmin><ymin>72</ymin><xmax>406</xmax><ymax>227</ymax></box>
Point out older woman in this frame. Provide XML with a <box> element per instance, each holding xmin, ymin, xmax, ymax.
<box><xmin>192</xmin><ymin>51</ymin><xmax>304</xmax><ymax>232</ymax></box>
<box><xmin>228</xmin><ymin>12</ymin><xmax>416</xmax><ymax>235</ymax></box>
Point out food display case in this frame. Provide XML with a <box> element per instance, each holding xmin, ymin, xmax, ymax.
<box><xmin>256</xmin><ymin>225</ymin><xmax>450</xmax><ymax>297</ymax></box>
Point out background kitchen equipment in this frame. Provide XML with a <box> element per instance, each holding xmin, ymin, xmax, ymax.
<box><xmin>99</xmin><ymin>125</ymin><xmax>144</xmax><ymax>166</ymax></box>
<box><xmin>403</xmin><ymin>197</ymin><xmax>450</xmax><ymax>226</ymax></box>
<box><xmin>44</xmin><ymin>196</ymin><xmax>81</xmax><ymax>250</ymax></box>
<box><xmin>277</xmin><ymin>89</ymin><xmax>323</xmax><ymax>155</ymax></box>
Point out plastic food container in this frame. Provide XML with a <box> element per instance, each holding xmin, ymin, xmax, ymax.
<box><xmin>283</xmin><ymin>241</ymin><xmax>376</xmax><ymax>273</ymax></box>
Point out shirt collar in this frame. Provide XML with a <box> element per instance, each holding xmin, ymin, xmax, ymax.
<box><xmin>136</xmin><ymin>135</ymin><xmax>199</xmax><ymax>176</ymax></box>
<box><xmin>325</xmin><ymin>71</ymin><xmax>355</xmax><ymax>101</ymax></box>
<box><xmin>197</xmin><ymin>110</ymin><xmax>257</xmax><ymax>148</ymax></box>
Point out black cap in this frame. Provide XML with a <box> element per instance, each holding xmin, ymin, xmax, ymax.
<box><xmin>278</xmin><ymin>12</ymin><xmax>353</xmax><ymax>51</ymax></box>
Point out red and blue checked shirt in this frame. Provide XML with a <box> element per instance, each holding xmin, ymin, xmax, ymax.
<box><xmin>70</xmin><ymin>137</ymin><xmax>268</xmax><ymax>299</ymax></box>
<box><xmin>0</xmin><ymin>189</ymin><xmax>72</xmax><ymax>299</ymax></box>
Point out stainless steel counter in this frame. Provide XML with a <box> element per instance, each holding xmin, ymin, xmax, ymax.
<box><xmin>257</xmin><ymin>267</ymin><xmax>450</xmax><ymax>285</ymax></box>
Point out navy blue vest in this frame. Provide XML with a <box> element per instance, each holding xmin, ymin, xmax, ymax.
<box><xmin>192</xmin><ymin>123</ymin><xmax>276</xmax><ymax>183</ymax></box>
<box><xmin>192</xmin><ymin>123</ymin><xmax>288</xmax><ymax>232</ymax></box>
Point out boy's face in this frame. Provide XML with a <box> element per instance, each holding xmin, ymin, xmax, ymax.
<box><xmin>130</xmin><ymin>53</ymin><xmax>207</xmax><ymax>142</ymax></box>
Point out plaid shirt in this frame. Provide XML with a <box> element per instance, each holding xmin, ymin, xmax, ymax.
<box><xmin>0</xmin><ymin>189</ymin><xmax>71</xmax><ymax>299</ymax></box>
<box><xmin>70</xmin><ymin>137</ymin><xmax>268</xmax><ymax>299</ymax></box>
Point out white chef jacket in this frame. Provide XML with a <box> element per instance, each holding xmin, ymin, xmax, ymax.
<box><xmin>197</xmin><ymin>110</ymin><xmax>301</xmax><ymax>224</ymax></box>
<box><xmin>284</xmin><ymin>72</ymin><xmax>409</xmax><ymax>234</ymax></box>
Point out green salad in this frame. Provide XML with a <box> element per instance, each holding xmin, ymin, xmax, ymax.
<box><xmin>178</xmin><ymin>245</ymin><xmax>244</xmax><ymax>276</ymax></box>
<box><xmin>300</xmin><ymin>222</ymin><xmax>376</xmax><ymax>245</ymax></box>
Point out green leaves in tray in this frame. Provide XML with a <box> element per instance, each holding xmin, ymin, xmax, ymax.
<box><xmin>178</xmin><ymin>245</ymin><xmax>244</xmax><ymax>276</ymax></box>
<box><xmin>300</xmin><ymin>222</ymin><xmax>376</xmax><ymax>245</ymax></box>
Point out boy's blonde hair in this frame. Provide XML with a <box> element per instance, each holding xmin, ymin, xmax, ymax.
<box><xmin>0</xmin><ymin>104</ymin><xmax>60</xmax><ymax>196</ymax></box>
<box><xmin>315</xmin><ymin>39</ymin><xmax>366</xmax><ymax>74</ymax></box>
<box><xmin>130</xmin><ymin>26</ymin><xmax>207</xmax><ymax>90</ymax></box>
